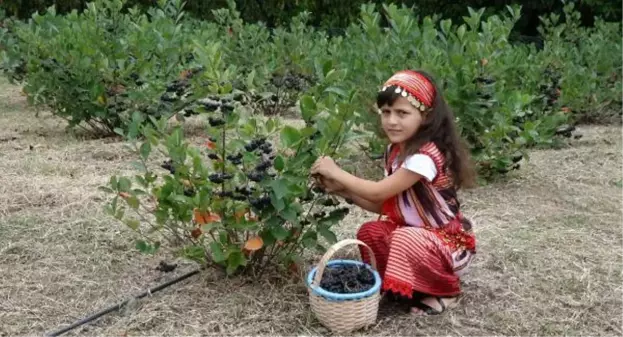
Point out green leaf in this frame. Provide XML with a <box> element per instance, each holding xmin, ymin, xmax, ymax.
<box><xmin>140</xmin><ymin>142</ymin><xmax>151</xmax><ymax>161</ymax></box>
<box><xmin>270</xmin><ymin>178</ymin><xmax>289</xmax><ymax>199</ymax></box>
<box><xmin>299</xmin><ymin>95</ymin><xmax>316</xmax><ymax>122</ymax></box>
<box><xmin>271</xmin><ymin>194</ymin><xmax>286</xmax><ymax>212</ymax></box>
<box><xmin>318</xmin><ymin>226</ymin><xmax>338</xmax><ymax>244</ymax></box>
<box><xmin>126</xmin><ymin>196</ymin><xmax>140</xmax><ymax>210</ymax></box>
<box><xmin>274</xmin><ymin>155</ymin><xmax>285</xmax><ymax>172</ymax></box>
<box><xmin>457</xmin><ymin>24</ymin><xmax>466</xmax><ymax>41</ymax></box>
<box><xmin>324</xmin><ymin>86</ymin><xmax>348</xmax><ymax>98</ymax></box>
<box><xmin>270</xmin><ymin>226</ymin><xmax>289</xmax><ymax>240</ymax></box>
<box><xmin>181</xmin><ymin>245</ymin><xmax>206</xmax><ymax>264</ymax></box>
<box><xmin>226</xmin><ymin>250</ymin><xmax>247</xmax><ymax>275</ymax></box>
<box><xmin>135</xmin><ymin>175</ymin><xmax>148</xmax><ymax>188</ymax></box>
<box><xmin>135</xmin><ymin>240</ymin><xmax>159</xmax><ymax>254</ymax></box>
<box><xmin>280</xmin><ymin>206</ymin><xmax>299</xmax><ymax>223</ymax></box>
<box><xmin>118</xmin><ymin>177</ymin><xmax>132</xmax><ymax>192</ymax></box>
<box><xmin>209</xmin><ymin>241</ymin><xmax>227</xmax><ymax>263</ymax></box>
<box><xmin>302</xmin><ymin>230</ymin><xmax>317</xmax><ymax>248</ymax></box>
<box><xmin>322</xmin><ymin>60</ymin><xmax>333</xmax><ymax>78</ymax></box>
<box><xmin>124</xmin><ymin>219</ymin><xmax>140</xmax><ymax>230</ymax></box>
<box><xmin>266</xmin><ymin>118</ymin><xmax>276</xmax><ymax>133</ymax></box>
<box><xmin>280</xmin><ymin>126</ymin><xmax>301</xmax><ymax>148</ymax></box>
<box><xmin>114</xmin><ymin>207</ymin><xmax>125</xmax><ymax>220</ymax></box>
<box><xmin>110</xmin><ymin>176</ymin><xmax>118</xmax><ymax>189</ymax></box>
<box><xmin>98</xmin><ymin>186</ymin><xmax>114</xmax><ymax>193</ymax></box>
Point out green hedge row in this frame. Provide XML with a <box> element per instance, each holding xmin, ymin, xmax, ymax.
<box><xmin>0</xmin><ymin>0</ymin><xmax>620</xmax><ymax>179</ymax></box>
<box><xmin>1</xmin><ymin>0</ymin><xmax>620</xmax><ymax>34</ymax></box>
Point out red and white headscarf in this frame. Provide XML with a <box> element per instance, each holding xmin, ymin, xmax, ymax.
<box><xmin>380</xmin><ymin>70</ymin><xmax>436</xmax><ymax>111</ymax></box>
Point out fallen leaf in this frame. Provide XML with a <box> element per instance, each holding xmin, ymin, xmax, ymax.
<box><xmin>244</xmin><ymin>236</ymin><xmax>263</xmax><ymax>251</ymax></box>
<box><xmin>118</xmin><ymin>192</ymin><xmax>131</xmax><ymax>199</ymax></box>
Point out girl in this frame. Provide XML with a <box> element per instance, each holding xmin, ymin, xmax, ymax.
<box><xmin>311</xmin><ymin>69</ymin><xmax>477</xmax><ymax>316</ymax></box>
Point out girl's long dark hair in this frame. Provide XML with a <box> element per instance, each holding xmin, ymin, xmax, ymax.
<box><xmin>376</xmin><ymin>70</ymin><xmax>476</xmax><ymax>191</ymax></box>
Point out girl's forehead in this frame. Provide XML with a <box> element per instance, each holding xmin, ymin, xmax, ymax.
<box><xmin>380</xmin><ymin>96</ymin><xmax>418</xmax><ymax>110</ymax></box>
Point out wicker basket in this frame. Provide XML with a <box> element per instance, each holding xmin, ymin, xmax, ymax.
<box><xmin>306</xmin><ymin>239</ymin><xmax>382</xmax><ymax>334</ymax></box>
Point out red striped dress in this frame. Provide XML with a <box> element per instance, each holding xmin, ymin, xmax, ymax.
<box><xmin>356</xmin><ymin>142</ymin><xmax>476</xmax><ymax>298</ymax></box>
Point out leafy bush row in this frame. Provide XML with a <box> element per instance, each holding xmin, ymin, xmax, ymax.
<box><xmin>2</xmin><ymin>1</ymin><xmax>619</xmax><ymax>167</ymax></box>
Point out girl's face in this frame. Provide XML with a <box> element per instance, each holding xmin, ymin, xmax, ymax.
<box><xmin>379</xmin><ymin>95</ymin><xmax>426</xmax><ymax>146</ymax></box>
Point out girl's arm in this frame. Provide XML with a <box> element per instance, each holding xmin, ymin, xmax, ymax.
<box><xmin>332</xmin><ymin>188</ymin><xmax>382</xmax><ymax>214</ymax></box>
<box><xmin>330</xmin><ymin>167</ymin><xmax>422</xmax><ymax>204</ymax></box>
<box><xmin>316</xmin><ymin>176</ymin><xmax>383</xmax><ymax>214</ymax></box>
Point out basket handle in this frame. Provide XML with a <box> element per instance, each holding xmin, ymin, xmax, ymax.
<box><xmin>312</xmin><ymin>239</ymin><xmax>377</xmax><ymax>287</ymax></box>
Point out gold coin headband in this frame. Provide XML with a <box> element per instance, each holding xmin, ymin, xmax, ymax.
<box><xmin>377</xmin><ymin>70</ymin><xmax>436</xmax><ymax>114</ymax></box>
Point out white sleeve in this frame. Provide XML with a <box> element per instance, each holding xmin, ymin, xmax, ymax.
<box><xmin>401</xmin><ymin>154</ymin><xmax>437</xmax><ymax>182</ymax></box>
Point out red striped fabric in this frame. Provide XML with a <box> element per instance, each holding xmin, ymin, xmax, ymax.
<box><xmin>356</xmin><ymin>221</ymin><xmax>462</xmax><ymax>298</ymax></box>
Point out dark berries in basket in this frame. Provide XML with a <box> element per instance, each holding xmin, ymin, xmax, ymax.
<box><xmin>319</xmin><ymin>264</ymin><xmax>375</xmax><ymax>294</ymax></box>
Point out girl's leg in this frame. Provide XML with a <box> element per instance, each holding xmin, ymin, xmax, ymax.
<box><xmin>382</xmin><ymin>227</ymin><xmax>464</xmax><ymax>314</ymax></box>
<box><xmin>356</xmin><ymin>220</ymin><xmax>399</xmax><ymax>279</ymax></box>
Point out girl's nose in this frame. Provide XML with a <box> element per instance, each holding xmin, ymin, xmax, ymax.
<box><xmin>387</xmin><ymin>112</ymin><xmax>399</xmax><ymax>124</ymax></box>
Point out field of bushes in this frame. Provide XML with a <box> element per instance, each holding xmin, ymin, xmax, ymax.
<box><xmin>0</xmin><ymin>0</ymin><xmax>621</xmax><ymax>335</ymax></box>
<box><xmin>0</xmin><ymin>0</ymin><xmax>621</xmax><ymax>311</ymax></box>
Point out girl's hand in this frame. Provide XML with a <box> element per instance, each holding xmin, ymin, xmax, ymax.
<box><xmin>311</xmin><ymin>156</ymin><xmax>341</xmax><ymax>179</ymax></box>
<box><xmin>318</xmin><ymin>176</ymin><xmax>345</xmax><ymax>193</ymax></box>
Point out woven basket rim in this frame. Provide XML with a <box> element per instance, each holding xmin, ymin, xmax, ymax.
<box><xmin>306</xmin><ymin>259</ymin><xmax>382</xmax><ymax>301</ymax></box>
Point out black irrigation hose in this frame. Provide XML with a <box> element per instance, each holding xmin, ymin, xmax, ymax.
<box><xmin>45</xmin><ymin>269</ymin><xmax>200</xmax><ymax>337</ymax></box>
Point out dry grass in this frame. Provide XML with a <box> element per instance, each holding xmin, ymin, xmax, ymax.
<box><xmin>0</xmin><ymin>76</ymin><xmax>622</xmax><ymax>336</ymax></box>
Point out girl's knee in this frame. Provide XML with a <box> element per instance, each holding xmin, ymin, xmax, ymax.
<box><xmin>356</xmin><ymin>221</ymin><xmax>386</xmax><ymax>242</ymax></box>
<box><xmin>390</xmin><ymin>227</ymin><xmax>429</xmax><ymax>244</ymax></box>
<box><xmin>392</xmin><ymin>227</ymin><xmax>428</xmax><ymax>240</ymax></box>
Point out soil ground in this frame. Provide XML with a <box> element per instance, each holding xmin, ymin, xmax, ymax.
<box><xmin>1</xmin><ymin>77</ymin><xmax>622</xmax><ymax>336</ymax></box>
